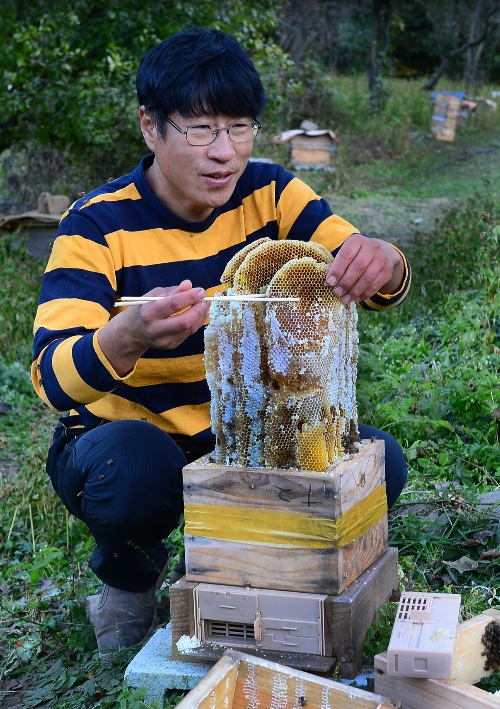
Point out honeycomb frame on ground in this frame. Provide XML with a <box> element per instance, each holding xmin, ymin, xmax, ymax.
<box><xmin>204</xmin><ymin>238</ymin><xmax>359</xmax><ymax>471</ymax></box>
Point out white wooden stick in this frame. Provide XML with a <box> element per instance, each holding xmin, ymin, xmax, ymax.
<box><xmin>113</xmin><ymin>295</ymin><xmax>299</xmax><ymax>307</ymax></box>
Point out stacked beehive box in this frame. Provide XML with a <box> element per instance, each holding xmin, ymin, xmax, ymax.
<box><xmin>171</xmin><ymin>239</ymin><xmax>397</xmax><ymax>678</ymax></box>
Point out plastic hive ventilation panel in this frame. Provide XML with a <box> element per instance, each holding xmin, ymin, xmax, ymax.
<box><xmin>194</xmin><ymin>583</ymin><xmax>328</xmax><ymax>655</ymax></box>
<box><xmin>386</xmin><ymin>591</ymin><xmax>461</xmax><ymax>679</ymax></box>
<box><xmin>204</xmin><ymin>238</ymin><xmax>360</xmax><ymax>471</ymax></box>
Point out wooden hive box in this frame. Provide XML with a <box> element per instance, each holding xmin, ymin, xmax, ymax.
<box><xmin>431</xmin><ymin>93</ymin><xmax>462</xmax><ymax>142</ymax></box>
<box><xmin>291</xmin><ymin>132</ymin><xmax>337</xmax><ymax>167</ymax></box>
<box><xmin>170</xmin><ymin>547</ymin><xmax>399</xmax><ymax>679</ymax></box>
<box><xmin>183</xmin><ymin>439</ymin><xmax>388</xmax><ymax>596</ymax></box>
<box><xmin>176</xmin><ymin>648</ymin><xmax>401</xmax><ymax>709</ymax></box>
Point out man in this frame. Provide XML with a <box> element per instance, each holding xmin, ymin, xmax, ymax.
<box><xmin>32</xmin><ymin>27</ymin><xmax>411</xmax><ymax>656</ymax></box>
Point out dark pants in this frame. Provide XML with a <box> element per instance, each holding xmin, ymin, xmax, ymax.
<box><xmin>46</xmin><ymin>420</ymin><xmax>406</xmax><ymax>592</ymax></box>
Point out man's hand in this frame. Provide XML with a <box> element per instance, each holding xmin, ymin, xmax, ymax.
<box><xmin>326</xmin><ymin>233</ymin><xmax>405</xmax><ymax>304</ymax></box>
<box><xmin>98</xmin><ymin>280</ymin><xmax>210</xmax><ymax>376</ymax></box>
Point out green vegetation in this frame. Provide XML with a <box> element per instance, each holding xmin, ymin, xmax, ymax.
<box><xmin>1</xmin><ymin>20</ymin><xmax>500</xmax><ymax>708</ymax></box>
<box><xmin>0</xmin><ymin>0</ymin><xmax>287</xmax><ymax>199</ymax></box>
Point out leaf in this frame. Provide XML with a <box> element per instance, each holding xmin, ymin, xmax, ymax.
<box><xmin>446</xmin><ymin>556</ymin><xmax>480</xmax><ymax>573</ymax></box>
<box><xmin>481</xmin><ymin>548</ymin><xmax>500</xmax><ymax>560</ymax></box>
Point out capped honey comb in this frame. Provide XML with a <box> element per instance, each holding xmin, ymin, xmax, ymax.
<box><xmin>204</xmin><ymin>238</ymin><xmax>359</xmax><ymax>471</ymax></box>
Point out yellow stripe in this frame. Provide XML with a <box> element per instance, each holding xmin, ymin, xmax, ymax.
<box><xmin>104</xmin><ymin>204</ymin><xmax>270</xmax><ymax>267</ymax></box>
<box><xmin>34</xmin><ymin>298</ymin><xmax>110</xmax><ymax>334</ymax></box>
<box><xmin>79</xmin><ymin>183</ymin><xmax>142</xmax><ymax>208</ymax></box>
<box><xmin>51</xmin><ymin>336</ymin><xmax>110</xmax><ymax>404</ymax></box>
<box><xmin>241</xmin><ymin>184</ymin><xmax>280</xmax><ymax>234</ymax></box>
<box><xmin>277</xmin><ymin>178</ymin><xmax>320</xmax><ymax>237</ymax></box>
<box><xmin>45</xmin><ymin>234</ymin><xmax>116</xmax><ymax>279</ymax></box>
<box><xmin>130</xmin><ymin>354</ymin><xmax>206</xmax><ymax>385</ymax></box>
<box><xmin>312</xmin><ymin>214</ymin><xmax>358</xmax><ymax>252</ymax></box>
<box><xmin>86</xmin><ymin>398</ymin><xmax>212</xmax><ymax>437</ymax></box>
<box><xmin>185</xmin><ymin>483</ymin><xmax>387</xmax><ymax>549</ymax></box>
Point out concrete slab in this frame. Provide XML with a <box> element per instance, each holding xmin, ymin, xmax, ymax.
<box><xmin>125</xmin><ymin>623</ymin><xmax>377</xmax><ymax>706</ymax></box>
<box><xmin>124</xmin><ymin>623</ymin><xmax>212</xmax><ymax>706</ymax></box>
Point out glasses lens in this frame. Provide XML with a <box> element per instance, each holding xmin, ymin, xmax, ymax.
<box><xmin>229</xmin><ymin>122</ymin><xmax>259</xmax><ymax>143</ymax></box>
<box><xmin>185</xmin><ymin>125</ymin><xmax>215</xmax><ymax>146</ymax></box>
<box><xmin>185</xmin><ymin>121</ymin><xmax>261</xmax><ymax>145</ymax></box>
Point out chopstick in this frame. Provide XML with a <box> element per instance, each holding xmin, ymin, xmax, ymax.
<box><xmin>113</xmin><ymin>295</ymin><xmax>299</xmax><ymax>307</ymax></box>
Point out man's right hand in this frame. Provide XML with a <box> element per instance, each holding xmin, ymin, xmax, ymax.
<box><xmin>98</xmin><ymin>280</ymin><xmax>209</xmax><ymax>376</ymax></box>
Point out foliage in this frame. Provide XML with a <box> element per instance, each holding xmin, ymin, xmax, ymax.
<box><xmin>358</xmin><ymin>211</ymin><xmax>500</xmax><ymax>666</ymax></box>
<box><xmin>1</xmin><ymin>74</ymin><xmax>499</xmax><ymax>704</ymax></box>
<box><xmin>0</xmin><ymin>231</ymin><xmax>44</xmax><ymax>364</ymax></box>
<box><xmin>276</xmin><ymin>0</ymin><xmax>500</xmax><ymax>82</ymax></box>
<box><xmin>0</xmin><ymin>0</ymin><xmax>286</xmax><ymax>188</ymax></box>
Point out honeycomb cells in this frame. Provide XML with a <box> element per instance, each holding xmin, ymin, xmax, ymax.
<box><xmin>204</xmin><ymin>238</ymin><xmax>359</xmax><ymax>471</ymax></box>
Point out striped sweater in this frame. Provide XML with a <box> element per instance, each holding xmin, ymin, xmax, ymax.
<box><xmin>32</xmin><ymin>155</ymin><xmax>411</xmax><ymax>444</ymax></box>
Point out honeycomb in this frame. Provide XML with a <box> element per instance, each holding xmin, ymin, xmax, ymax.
<box><xmin>205</xmin><ymin>238</ymin><xmax>359</xmax><ymax>471</ymax></box>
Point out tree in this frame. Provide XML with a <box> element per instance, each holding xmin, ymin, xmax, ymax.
<box><xmin>421</xmin><ymin>0</ymin><xmax>500</xmax><ymax>90</ymax></box>
<box><xmin>0</xmin><ymin>0</ymin><xmax>286</xmax><ymax>185</ymax></box>
<box><xmin>368</xmin><ymin>0</ymin><xmax>392</xmax><ymax>113</ymax></box>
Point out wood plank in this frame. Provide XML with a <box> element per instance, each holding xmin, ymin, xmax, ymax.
<box><xmin>374</xmin><ymin>652</ymin><xmax>500</xmax><ymax>709</ymax></box>
<box><xmin>184</xmin><ymin>650</ymin><xmax>399</xmax><ymax>709</ymax></box>
<box><xmin>172</xmin><ymin>549</ymin><xmax>398</xmax><ymax>679</ymax></box>
<box><xmin>453</xmin><ymin>609</ymin><xmax>500</xmax><ymax>683</ymax></box>
<box><xmin>233</xmin><ymin>651</ymin><xmax>400</xmax><ymax>709</ymax></box>
<box><xmin>185</xmin><ymin>515</ymin><xmax>387</xmax><ymax>595</ymax></box>
<box><xmin>176</xmin><ymin>642</ymin><xmax>338</xmax><ymax>673</ymax></box>
<box><xmin>337</xmin><ymin>516</ymin><xmax>388</xmax><ymax>592</ymax></box>
<box><xmin>176</xmin><ymin>652</ymin><xmax>239</xmax><ymax>709</ymax></box>
<box><xmin>431</xmin><ymin>93</ymin><xmax>461</xmax><ymax>142</ymax></box>
<box><xmin>169</xmin><ymin>575</ymin><xmax>197</xmax><ymax>652</ymax></box>
<box><xmin>329</xmin><ymin>547</ymin><xmax>399</xmax><ymax>678</ymax></box>
<box><xmin>183</xmin><ymin>443</ymin><xmax>386</xmax><ymax>595</ymax></box>
<box><xmin>177</xmin><ymin>648</ymin><xmax>400</xmax><ymax>707</ymax></box>
<box><xmin>183</xmin><ymin>440</ymin><xmax>384</xmax><ymax>518</ymax></box>
<box><xmin>183</xmin><ymin>440</ymin><xmax>387</xmax><ymax>595</ymax></box>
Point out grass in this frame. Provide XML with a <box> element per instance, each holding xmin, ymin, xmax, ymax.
<box><xmin>1</xmin><ymin>78</ymin><xmax>500</xmax><ymax>706</ymax></box>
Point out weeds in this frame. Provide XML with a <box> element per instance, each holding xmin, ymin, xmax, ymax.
<box><xmin>1</xmin><ymin>84</ymin><xmax>499</xmax><ymax>705</ymax></box>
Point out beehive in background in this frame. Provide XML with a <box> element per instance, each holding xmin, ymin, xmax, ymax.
<box><xmin>204</xmin><ymin>238</ymin><xmax>359</xmax><ymax>472</ymax></box>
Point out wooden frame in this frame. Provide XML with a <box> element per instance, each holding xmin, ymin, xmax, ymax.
<box><xmin>183</xmin><ymin>440</ymin><xmax>388</xmax><ymax>596</ymax></box>
<box><xmin>176</xmin><ymin>648</ymin><xmax>401</xmax><ymax>709</ymax></box>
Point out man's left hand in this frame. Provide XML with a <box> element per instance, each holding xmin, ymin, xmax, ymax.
<box><xmin>326</xmin><ymin>233</ymin><xmax>404</xmax><ymax>304</ymax></box>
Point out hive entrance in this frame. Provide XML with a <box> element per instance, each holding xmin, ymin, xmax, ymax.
<box><xmin>204</xmin><ymin>238</ymin><xmax>360</xmax><ymax>471</ymax></box>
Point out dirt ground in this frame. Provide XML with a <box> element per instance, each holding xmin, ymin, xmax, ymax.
<box><xmin>328</xmin><ymin>194</ymin><xmax>453</xmax><ymax>250</ymax></box>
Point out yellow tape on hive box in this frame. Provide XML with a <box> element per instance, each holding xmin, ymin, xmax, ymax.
<box><xmin>184</xmin><ymin>483</ymin><xmax>387</xmax><ymax>549</ymax></box>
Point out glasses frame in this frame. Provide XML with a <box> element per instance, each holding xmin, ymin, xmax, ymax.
<box><xmin>160</xmin><ymin>114</ymin><xmax>262</xmax><ymax>146</ymax></box>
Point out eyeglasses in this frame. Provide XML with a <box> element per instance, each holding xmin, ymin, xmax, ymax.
<box><xmin>161</xmin><ymin>115</ymin><xmax>262</xmax><ymax>146</ymax></box>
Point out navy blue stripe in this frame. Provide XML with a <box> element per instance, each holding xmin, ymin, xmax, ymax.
<box><xmin>113</xmin><ymin>379</ymin><xmax>210</xmax><ymax>414</ymax></box>
<box><xmin>39</xmin><ymin>269</ymin><xmax>113</xmax><ymax>307</ymax></box>
<box><xmin>33</xmin><ymin>326</ymin><xmax>95</xmax><ymax>359</ymax></box>
<box><xmin>38</xmin><ymin>341</ymin><xmax>83</xmax><ymax>411</ymax></box>
<box><xmin>71</xmin><ymin>335</ymin><xmax>125</xmax><ymax>391</ymax></box>
<box><xmin>233</xmin><ymin>161</ymin><xmax>288</xmax><ymax>203</ymax></box>
<box><xmin>62</xmin><ymin>160</ymin><xmax>289</xmax><ymax>238</ymax></box>
<box><xmin>73</xmin><ymin>159</ymin><xmax>286</xmax><ymax>234</ymax></box>
<box><xmin>287</xmin><ymin>198</ymin><xmax>333</xmax><ymax>242</ymax></box>
<box><xmin>117</xmin><ymin>257</ymin><xmax>227</xmax><ymax>294</ymax></box>
<box><xmin>57</xmin><ymin>213</ymin><xmax>109</xmax><ymax>248</ymax></box>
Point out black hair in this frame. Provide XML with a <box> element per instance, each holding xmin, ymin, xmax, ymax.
<box><xmin>136</xmin><ymin>28</ymin><xmax>267</xmax><ymax>129</ymax></box>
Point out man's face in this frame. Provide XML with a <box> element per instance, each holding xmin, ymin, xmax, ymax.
<box><xmin>140</xmin><ymin>109</ymin><xmax>255</xmax><ymax>222</ymax></box>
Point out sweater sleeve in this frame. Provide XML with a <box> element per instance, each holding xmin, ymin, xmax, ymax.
<box><xmin>276</xmin><ymin>174</ymin><xmax>411</xmax><ymax>311</ymax></box>
<box><xmin>31</xmin><ymin>211</ymin><xmax>135</xmax><ymax>412</ymax></box>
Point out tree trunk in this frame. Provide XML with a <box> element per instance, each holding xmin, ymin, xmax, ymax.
<box><xmin>422</xmin><ymin>1</ymin><xmax>499</xmax><ymax>91</ymax></box>
<box><xmin>368</xmin><ymin>0</ymin><xmax>392</xmax><ymax>113</ymax></box>
<box><xmin>465</xmin><ymin>0</ymin><xmax>485</xmax><ymax>90</ymax></box>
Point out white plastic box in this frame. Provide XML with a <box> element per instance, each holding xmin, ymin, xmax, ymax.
<box><xmin>386</xmin><ymin>592</ymin><xmax>461</xmax><ymax>679</ymax></box>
